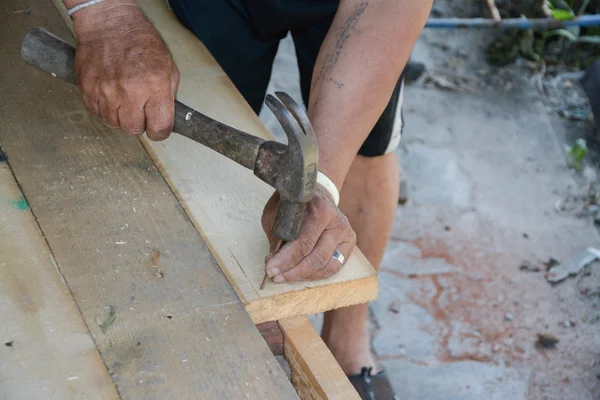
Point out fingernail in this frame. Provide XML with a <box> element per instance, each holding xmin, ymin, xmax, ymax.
<box><xmin>267</xmin><ymin>268</ymin><xmax>279</xmax><ymax>278</ymax></box>
<box><xmin>273</xmin><ymin>275</ymin><xmax>285</xmax><ymax>283</ymax></box>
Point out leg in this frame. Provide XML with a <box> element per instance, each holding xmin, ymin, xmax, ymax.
<box><xmin>321</xmin><ymin>153</ymin><xmax>399</xmax><ymax>374</ymax></box>
<box><xmin>321</xmin><ymin>77</ymin><xmax>405</xmax><ymax>375</ymax></box>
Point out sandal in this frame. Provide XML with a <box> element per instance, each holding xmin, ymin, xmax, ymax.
<box><xmin>348</xmin><ymin>367</ymin><xmax>399</xmax><ymax>400</ymax></box>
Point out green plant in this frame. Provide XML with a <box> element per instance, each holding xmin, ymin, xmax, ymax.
<box><xmin>542</xmin><ymin>0</ymin><xmax>600</xmax><ymax>45</ymax></box>
<box><xmin>566</xmin><ymin>138</ymin><xmax>588</xmax><ymax>171</ymax></box>
<box><xmin>516</xmin><ymin>1</ymin><xmax>600</xmax><ymax>63</ymax></box>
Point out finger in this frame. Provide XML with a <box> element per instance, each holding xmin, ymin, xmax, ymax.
<box><xmin>81</xmin><ymin>94</ymin><xmax>100</xmax><ymax>115</ymax></box>
<box><xmin>98</xmin><ymin>98</ymin><xmax>119</xmax><ymax>128</ymax></box>
<box><xmin>273</xmin><ymin>229</ymin><xmax>340</xmax><ymax>282</ymax></box>
<box><xmin>306</xmin><ymin>240</ymin><xmax>354</xmax><ymax>281</ymax></box>
<box><xmin>265</xmin><ymin>222</ymin><xmax>324</xmax><ymax>278</ymax></box>
<box><xmin>261</xmin><ymin>193</ymin><xmax>280</xmax><ymax>245</ymax></box>
<box><xmin>265</xmin><ymin>203</ymin><xmax>330</xmax><ymax>277</ymax></box>
<box><xmin>171</xmin><ymin>66</ymin><xmax>180</xmax><ymax>97</ymax></box>
<box><xmin>145</xmin><ymin>94</ymin><xmax>174</xmax><ymax>141</ymax></box>
<box><xmin>117</xmin><ymin>104</ymin><xmax>146</xmax><ymax>135</ymax></box>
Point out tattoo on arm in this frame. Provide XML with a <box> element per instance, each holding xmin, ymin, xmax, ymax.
<box><xmin>313</xmin><ymin>2</ymin><xmax>368</xmax><ymax>90</ymax></box>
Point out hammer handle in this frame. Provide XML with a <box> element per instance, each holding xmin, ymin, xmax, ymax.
<box><xmin>20</xmin><ymin>27</ymin><xmax>266</xmax><ymax>171</ymax></box>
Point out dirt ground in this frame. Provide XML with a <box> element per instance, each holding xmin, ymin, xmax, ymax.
<box><xmin>260</xmin><ymin>1</ymin><xmax>600</xmax><ymax>399</ymax></box>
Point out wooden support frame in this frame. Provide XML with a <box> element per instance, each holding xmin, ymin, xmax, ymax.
<box><xmin>54</xmin><ymin>0</ymin><xmax>377</xmax><ymax>324</ymax></box>
<box><xmin>2</xmin><ymin>1</ymin><xmax>298</xmax><ymax>397</ymax></box>
<box><xmin>280</xmin><ymin>317</ymin><xmax>361</xmax><ymax>400</ymax></box>
<box><xmin>38</xmin><ymin>1</ymin><xmax>375</xmax><ymax>397</ymax></box>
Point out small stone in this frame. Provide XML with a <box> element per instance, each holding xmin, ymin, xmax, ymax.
<box><xmin>505</xmin><ymin>313</ymin><xmax>514</xmax><ymax>322</ymax></box>
<box><xmin>492</xmin><ymin>343</ymin><xmax>502</xmax><ymax>352</ymax></box>
<box><xmin>543</xmin><ymin>258</ymin><xmax>560</xmax><ymax>270</ymax></box>
<box><xmin>523</xmin><ymin>233</ymin><xmax>529</xmax><ymax>239</ymax></box>
<box><xmin>519</xmin><ymin>260</ymin><xmax>540</xmax><ymax>272</ymax></box>
<box><xmin>388</xmin><ymin>300</ymin><xmax>401</xmax><ymax>314</ymax></box>
<box><xmin>536</xmin><ymin>333</ymin><xmax>559</xmax><ymax>349</ymax></box>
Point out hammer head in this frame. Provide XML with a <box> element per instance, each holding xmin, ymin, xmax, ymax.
<box><xmin>254</xmin><ymin>92</ymin><xmax>318</xmax><ymax>242</ymax></box>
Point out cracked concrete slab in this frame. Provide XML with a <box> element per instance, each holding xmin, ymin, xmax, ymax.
<box><xmin>381</xmin><ymin>360</ymin><xmax>531</xmax><ymax>400</ymax></box>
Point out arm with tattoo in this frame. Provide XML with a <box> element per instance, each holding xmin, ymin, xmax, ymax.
<box><xmin>310</xmin><ymin>0</ymin><xmax>432</xmax><ymax>190</ymax></box>
<box><xmin>262</xmin><ymin>0</ymin><xmax>431</xmax><ymax>282</ymax></box>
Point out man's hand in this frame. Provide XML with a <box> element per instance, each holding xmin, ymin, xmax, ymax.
<box><xmin>71</xmin><ymin>2</ymin><xmax>179</xmax><ymax>140</ymax></box>
<box><xmin>261</xmin><ymin>186</ymin><xmax>356</xmax><ymax>282</ymax></box>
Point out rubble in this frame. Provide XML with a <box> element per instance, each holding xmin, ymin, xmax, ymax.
<box><xmin>546</xmin><ymin>248</ymin><xmax>600</xmax><ymax>283</ymax></box>
<box><xmin>536</xmin><ymin>333</ymin><xmax>560</xmax><ymax>349</ymax></box>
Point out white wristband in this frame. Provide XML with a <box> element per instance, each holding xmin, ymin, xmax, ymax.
<box><xmin>317</xmin><ymin>172</ymin><xmax>340</xmax><ymax>206</ymax></box>
<box><xmin>66</xmin><ymin>0</ymin><xmax>105</xmax><ymax>17</ymax></box>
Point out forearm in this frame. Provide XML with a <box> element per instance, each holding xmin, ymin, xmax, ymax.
<box><xmin>309</xmin><ymin>0</ymin><xmax>432</xmax><ymax>189</ymax></box>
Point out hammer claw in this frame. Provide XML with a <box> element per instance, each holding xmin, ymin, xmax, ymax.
<box><xmin>274</xmin><ymin>92</ymin><xmax>316</xmax><ymax>138</ymax></box>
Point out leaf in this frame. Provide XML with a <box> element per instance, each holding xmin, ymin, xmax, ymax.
<box><xmin>544</xmin><ymin>29</ymin><xmax>578</xmax><ymax>42</ymax></box>
<box><xmin>551</xmin><ymin>9</ymin><xmax>575</xmax><ymax>20</ymax></box>
<box><xmin>566</xmin><ymin>138</ymin><xmax>588</xmax><ymax>171</ymax></box>
<box><xmin>577</xmin><ymin>36</ymin><xmax>600</xmax><ymax>45</ymax></box>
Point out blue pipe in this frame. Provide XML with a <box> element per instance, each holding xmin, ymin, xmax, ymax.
<box><xmin>425</xmin><ymin>14</ymin><xmax>600</xmax><ymax>30</ymax></box>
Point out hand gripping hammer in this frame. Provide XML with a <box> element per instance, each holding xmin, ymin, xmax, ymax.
<box><xmin>21</xmin><ymin>28</ymin><xmax>318</xmax><ymax>289</ymax></box>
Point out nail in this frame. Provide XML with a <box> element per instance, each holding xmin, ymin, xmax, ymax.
<box><xmin>267</xmin><ymin>268</ymin><xmax>279</xmax><ymax>278</ymax></box>
<box><xmin>273</xmin><ymin>275</ymin><xmax>285</xmax><ymax>283</ymax></box>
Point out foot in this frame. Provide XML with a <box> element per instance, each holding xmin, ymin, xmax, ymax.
<box><xmin>348</xmin><ymin>367</ymin><xmax>399</xmax><ymax>400</ymax></box>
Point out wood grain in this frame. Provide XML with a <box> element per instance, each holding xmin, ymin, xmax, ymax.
<box><xmin>0</xmin><ymin>157</ymin><xmax>119</xmax><ymax>400</ymax></box>
<box><xmin>135</xmin><ymin>0</ymin><xmax>378</xmax><ymax>324</ymax></box>
<box><xmin>279</xmin><ymin>317</ymin><xmax>361</xmax><ymax>400</ymax></box>
<box><xmin>1</xmin><ymin>1</ymin><xmax>297</xmax><ymax>398</ymax></box>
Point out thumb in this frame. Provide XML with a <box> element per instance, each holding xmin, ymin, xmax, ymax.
<box><xmin>261</xmin><ymin>192</ymin><xmax>280</xmax><ymax>236</ymax></box>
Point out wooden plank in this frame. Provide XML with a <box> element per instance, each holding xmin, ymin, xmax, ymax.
<box><xmin>279</xmin><ymin>316</ymin><xmax>361</xmax><ymax>400</ymax></box>
<box><xmin>1</xmin><ymin>1</ymin><xmax>297</xmax><ymax>399</ymax></box>
<box><xmin>135</xmin><ymin>0</ymin><xmax>378</xmax><ymax>324</ymax></box>
<box><xmin>0</xmin><ymin>155</ymin><xmax>119</xmax><ymax>400</ymax></box>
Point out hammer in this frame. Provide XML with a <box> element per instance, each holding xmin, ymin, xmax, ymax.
<box><xmin>21</xmin><ymin>28</ymin><xmax>318</xmax><ymax>289</ymax></box>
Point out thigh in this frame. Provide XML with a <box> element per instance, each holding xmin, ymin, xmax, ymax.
<box><xmin>168</xmin><ymin>0</ymin><xmax>280</xmax><ymax>114</ymax></box>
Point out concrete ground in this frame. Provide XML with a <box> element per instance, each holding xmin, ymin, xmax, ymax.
<box><xmin>259</xmin><ymin>10</ymin><xmax>600</xmax><ymax>400</ymax></box>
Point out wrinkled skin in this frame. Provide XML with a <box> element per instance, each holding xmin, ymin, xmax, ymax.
<box><xmin>73</xmin><ymin>4</ymin><xmax>179</xmax><ymax>140</ymax></box>
<box><xmin>261</xmin><ymin>185</ymin><xmax>356</xmax><ymax>282</ymax></box>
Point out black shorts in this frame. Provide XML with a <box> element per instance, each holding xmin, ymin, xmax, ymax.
<box><xmin>168</xmin><ymin>0</ymin><xmax>405</xmax><ymax>157</ymax></box>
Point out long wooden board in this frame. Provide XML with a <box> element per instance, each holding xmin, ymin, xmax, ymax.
<box><xmin>280</xmin><ymin>317</ymin><xmax>361</xmax><ymax>400</ymax></box>
<box><xmin>0</xmin><ymin>155</ymin><xmax>119</xmax><ymax>400</ymax></box>
<box><xmin>137</xmin><ymin>0</ymin><xmax>378</xmax><ymax>324</ymax></box>
<box><xmin>1</xmin><ymin>1</ymin><xmax>297</xmax><ymax>398</ymax></box>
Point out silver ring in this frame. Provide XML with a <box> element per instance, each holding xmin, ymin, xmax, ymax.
<box><xmin>332</xmin><ymin>250</ymin><xmax>345</xmax><ymax>265</ymax></box>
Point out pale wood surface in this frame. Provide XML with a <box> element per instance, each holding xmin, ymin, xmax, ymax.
<box><xmin>1</xmin><ymin>1</ymin><xmax>297</xmax><ymax>398</ymax></box>
<box><xmin>0</xmin><ymin>158</ymin><xmax>119</xmax><ymax>400</ymax></box>
<box><xmin>279</xmin><ymin>317</ymin><xmax>361</xmax><ymax>400</ymax></box>
<box><xmin>136</xmin><ymin>0</ymin><xmax>378</xmax><ymax>324</ymax></box>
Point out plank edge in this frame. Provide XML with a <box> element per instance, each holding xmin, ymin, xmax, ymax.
<box><xmin>279</xmin><ymin>316</ymin><xmax>361</xmax><ymax>400</ymax></box>
<box><xmin>247</xmin><ymin>276</ymin><xmax>379</xmax><ymax>324</ymax></box>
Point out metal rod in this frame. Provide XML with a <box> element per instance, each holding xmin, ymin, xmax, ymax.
<box><xmin>424</xmin><ymin>14</ymin><xmax>600</xmax><ymax>30</ymax></box>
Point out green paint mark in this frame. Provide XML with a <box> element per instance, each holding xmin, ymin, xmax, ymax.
<box><xmin>11</xmin><ymin>195</ymin><xmax>29</xmax><ymax>210</ymax></box>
